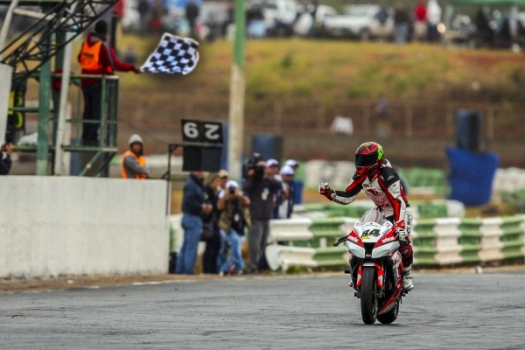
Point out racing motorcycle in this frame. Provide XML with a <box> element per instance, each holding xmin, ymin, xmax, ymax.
<box><xmin>334</xmin><ymin>212</ymin><xmax>406</xmax><ymax>325</ymax></box>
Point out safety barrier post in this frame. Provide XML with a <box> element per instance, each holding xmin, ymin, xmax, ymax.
<box><xmin>499</xmin><ymin>216</ymin><xmax>525</xmax><ymax>262</ymax></box>
<box><xmin>412</xmin><ymin>219</ymin><xmax>439</xmax><ymax>266</ymax></box>
<box><xmin>458</xmin><ymin>218</ymin><xmax>483</xmax><ymax>265</ymax></box>
<box><xmin>520</xmin><ymin>215</ymin><xmax>525</xmax><ymax>258</ymax></box>
<box><xmin>478</xmin><ymin>218</ymin><xmax>504</xmax><ymax>263</ymax></box>
<box><xmin>433</xmin><ymin>218</ymin><xmax>463</xmax><ymax>265</ymax></box>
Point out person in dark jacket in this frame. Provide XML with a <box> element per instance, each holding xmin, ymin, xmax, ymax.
<box><xmin>201</xmin><ymin>172</ymin><xmax>225</xmax><ymax>274</ymax></box>
<box><xmin>0</xmin><ymin>142</ymin><xmax>13</xmax><ymax>175</ymax></box>
<box><xmin>185</xmin><ymin>0</ymin><xmax>200</xmax><ymax>38</ymax></box>
<box><xmin>394</xmin><ymin>2</ymin><xmax>410</xmax><ymax>44</ymax></box>
<box><xmin>176</xmin><ymin>171</ymin><xmax>213</xmax><ymax>274</ymax></box>
<box><xmin>78</xmin><ymin>20</ymin><xmax>140</xmax><ymax>145</ymax></box>
<box><xmin>374</xmin><ymin>3</ymin><xmax>390</xmax><ymax>42</ymax></box>
<box><xmin>242</xmin><ymin>161</ymin><xmax>282</xmax><ymax>274</ymax></box>
<box><xmin>138</xmin><ymin>0</ymin><xmax>151</xmax><ymax>36</ymax></box>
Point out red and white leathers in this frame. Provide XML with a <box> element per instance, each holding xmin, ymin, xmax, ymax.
<box><xmin>319</xmin><ymin>160</ymin><xmax>414</xmax><ymax>290</ymax></box>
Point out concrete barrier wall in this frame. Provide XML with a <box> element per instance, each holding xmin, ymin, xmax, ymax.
<box><xmin>0</xmin><ymin>177</ymin><xmax>169</xmax><ymax>278</ymax></box>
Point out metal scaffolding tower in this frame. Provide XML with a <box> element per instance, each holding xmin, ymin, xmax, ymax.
<box><xmin>0</xmin><ymin>0</ymin><xmax>120</xmax><ymax>176</ymax></box>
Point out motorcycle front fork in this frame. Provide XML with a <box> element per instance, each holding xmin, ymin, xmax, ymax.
<box><xmin>347</xmin><ymin>256</ymin><xmax>359</xmax><ymax>288</ymax></box>
<box><xmin>346</xmin><ymin>257</ymin><xmax>386</xmax><ymax>299</ymax></box>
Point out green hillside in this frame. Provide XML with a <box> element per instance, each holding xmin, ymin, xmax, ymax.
<box><xmin>116</xmin><ymin>35</ymin><xmax>525</xmax><ymax>105</ymax></box>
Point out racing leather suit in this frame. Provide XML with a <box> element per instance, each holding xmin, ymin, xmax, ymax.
<box><xmin>321</xmin><ymin>161</ymin><xmax>414</xmax><ymax>271</ymax></box>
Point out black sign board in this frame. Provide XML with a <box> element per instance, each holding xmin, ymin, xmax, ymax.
<box><xmin>181</xmin><ymin>119</ymin><xmax>223</xmax><ymax>144</ymax></box>
<box><xmin>182</xmin><ymin>146</ymin><xmax>222</xmax><ymax>172</ymax></box>
<box><xmin>163</xmin><ymin>120</ymin><xmax>224</xmax><ymax>215</ymax></box>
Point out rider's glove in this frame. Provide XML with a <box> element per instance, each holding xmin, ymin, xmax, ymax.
<box><xmin>318</xmin><ymin>183</ymin><xmax>335</xmax><ymax>201</ymax></box>
<box><xmin>396</xmin><ymin>228</ymin><xmax>410</xmax><ymax>243</ymax></box>
<box><xmin>395</xmin><ymin>219</ymin><xmax>410</xmax><ymax>243</ymax></box>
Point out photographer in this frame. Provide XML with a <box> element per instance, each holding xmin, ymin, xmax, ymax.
<box><xmin>242</xmin><ymin>155</ymin><xmax>282</xmax><ymax>274</ymax></box>
<box><xmin>0</xmin><ymin>142</ymin><xmax>13</xmax><ymax>175</ymax></box>
<box><xmin>216</xmin><ymin>180</ymin><xmax>250</xmax><ymax>275</ymax></box>
<box><xmin>277</xmin><ymin>165</ymin><xmax>296</xmax><ymax>219</ymax></box>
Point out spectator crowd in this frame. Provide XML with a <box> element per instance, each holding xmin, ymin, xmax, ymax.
<box><xmin>176</xmin><ymin>155</ymin><xmax>300</xmax><ymax>276</ymax></box>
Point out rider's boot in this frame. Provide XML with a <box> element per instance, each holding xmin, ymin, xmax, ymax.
<box><xmin>402</xmin><ymin>266</ymin><xmax>414</xmax><ymax>292</ymax></box>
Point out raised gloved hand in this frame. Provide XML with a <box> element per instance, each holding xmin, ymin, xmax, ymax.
<box><xmin>318</xmin><ymin>183</ymin><xmax>335</xmax><ymax>201</ymax></box>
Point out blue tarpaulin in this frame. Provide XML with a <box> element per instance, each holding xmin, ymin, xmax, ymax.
<box><xmin>446</xmin><ymin>147</ymin><xmax>499</xmax><ymax>206</ymax></box>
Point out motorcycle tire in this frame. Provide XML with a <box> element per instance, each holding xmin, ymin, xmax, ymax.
<box><xmin>377</xmin><ymin>301</ymin><xmax>399</xmax><ymax>324</ymax></box>
<box><xmin>360</xmin><ymin>266</ymin><xmax>378</xmax><ymax>325</ymax></box>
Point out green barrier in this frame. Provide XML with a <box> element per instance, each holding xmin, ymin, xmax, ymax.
<box><xmin>169</xmin><ymin>226</ymin><xmax>176</xmax><ymax>253</ymax></box>
<box><xmin>398</xmin><ymin>167</ymin><xmax>449</xmax><ymax>194</ymax></box>
<box><xmin>313</xmin><ymin>247</ymin><xmax>348</xmax><ymax>268</ymax></box>
<box><xmin>309</xmin><ymin>217</ymin><xmax>346</xmax><ymax>247</ymax></box>
<box><xmin>417</xmin><ymin>203</ymin><xmax>448</xmax><ymax>219</ymax></box>
<box><xmin>413</xmin><ymin>219</ymin><xmax>439</xmax><ymax>266</ymax></box>
<box><xmin>458</xmin><ymin>219</ymin><xmax>483</xmax><ymax>264</ymax></box>
<box><xmin>273</xmin><ymin>218</ymin><xmax>349</xmax><ymax>268</ymax></box>
<box><xmin>289</xmin><ymin>217</ymin><xmax>344</xmax><ymax>248</ymax></box>
<box><xmin>500</xmin><ymin>217</ymin><xmax>525</xmax><ymax>261</ymax></box>
<box><xmin>267</xmin><ymin>214</ymin><xmax>524</xmax><ymax>271</ymax></box>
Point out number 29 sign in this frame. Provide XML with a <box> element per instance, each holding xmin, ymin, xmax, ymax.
<box><xmin>181</xmin><ymin>119</ymin><xmax>223</xmax><ymax>144</ymax></box>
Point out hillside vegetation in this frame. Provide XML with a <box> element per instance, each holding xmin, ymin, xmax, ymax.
<box><xmin>115</xmin><ymin>35</ymin><xmax>525</xmax><ymax>104</ymax></box>
<box><xmin>36</xmin><ymin>35</ymin><xmax>525</xmax><ymax>159</ymax></box>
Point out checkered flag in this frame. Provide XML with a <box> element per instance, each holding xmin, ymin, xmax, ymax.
<box><xmin>140</xmin><ymin>33</ymin><xmax>199</xmax><ymax>75</ymax></box>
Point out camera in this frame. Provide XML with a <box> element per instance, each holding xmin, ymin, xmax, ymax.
<box><xmin>243</xmin><ymin>153</ymin><xmax>265</xmax><ymax>181</ymax></box>
<box><xmin>228</xmin><ymin>186</ymin><xmax>236</xmax><ymax>195</ymax></box>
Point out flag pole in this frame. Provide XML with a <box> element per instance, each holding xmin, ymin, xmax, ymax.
<box><xmin>227</xmin><ymin>0</ymin><xmax>246</xmax><ymax>181</ymax></box>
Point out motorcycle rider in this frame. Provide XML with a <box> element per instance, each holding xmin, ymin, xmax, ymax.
<box><xmin>318</xmin><ymin>141</ymin><xmax>414</xmax><ymax>292</ymax></box>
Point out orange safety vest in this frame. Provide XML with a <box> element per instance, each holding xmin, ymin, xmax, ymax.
<box><xmin>121</xmin><ymin>150</ymin><xmax>148</xmax><ymax>179</ymax></box>
<box><xmin>79</xmin><ymin>40</ymin><xmax>113</xmax><ymax>74</ymax></box>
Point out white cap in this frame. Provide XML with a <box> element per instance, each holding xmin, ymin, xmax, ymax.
<box><xmin>280</xmin><ymin>165</ymin><xmax>294</xmax><ymax>176</ymax></box>
<box><xmin>226</xmin><ymin>180</ymin><xmax>239</xmax><ymax>189</ymax></box>
<box><xmin>285</xmin><ymin>159</ymin><xmax>298</xmax><ymax>168</ymax></box>
<box><xmin>267</xmin><ymin>159</ymin><xmax>279</xmax><ymax>167</ymax></box>
<box><xmin>129</xmin><ymin>134</ymin><xmax>143</xmax><ymax>146</ymax></box>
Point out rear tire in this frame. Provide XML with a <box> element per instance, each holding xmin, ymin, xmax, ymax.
<box><xmin>360</xmin><ymin>267</ymin><xmax>378</xmax><ymax>325</ymax></box>
<box><xmin>377</xmin><ymin>301</ymin><xmax>399</xmax><ymax>324</ymax></box>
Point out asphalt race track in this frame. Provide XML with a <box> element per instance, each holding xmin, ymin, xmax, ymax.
<box><xmin>1</xmin><ymin>271</ymin><xmax>524</xmax><ymax>349</ymax></box>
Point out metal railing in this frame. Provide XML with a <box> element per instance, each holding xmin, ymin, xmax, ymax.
<box><xmin>11</xmin><ymin>74</ymin><xmax>119</xmax><ymax>176</ymax></box>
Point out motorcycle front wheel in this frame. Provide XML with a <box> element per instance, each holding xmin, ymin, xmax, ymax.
<box><xmin>360</xmin><ymin>266</ymin><xmax>378</xmax><ymax>325</ymax></box>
